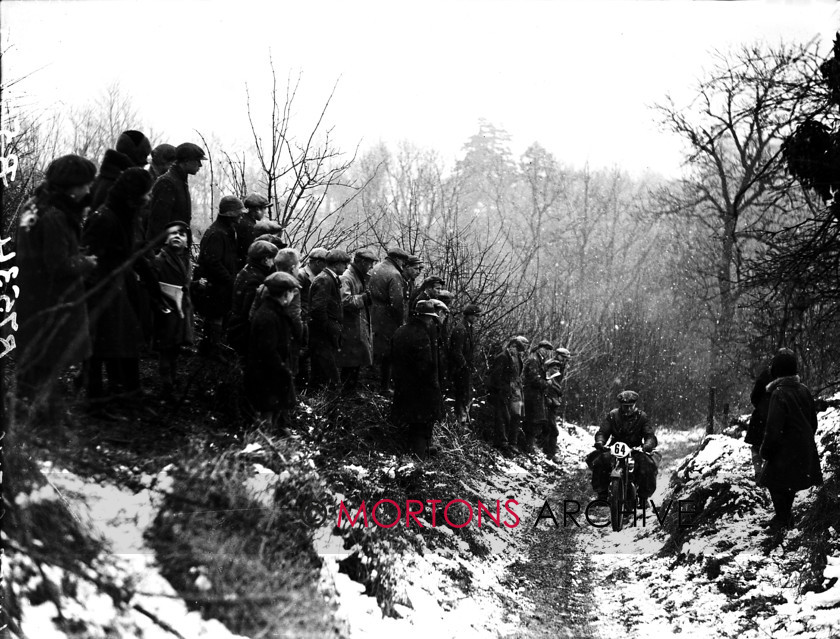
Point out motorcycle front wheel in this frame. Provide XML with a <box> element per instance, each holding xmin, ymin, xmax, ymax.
<box><xmin>610</xmin><ymin>476</ymin><xmax>624</xmax><ymax>532</ymax></box>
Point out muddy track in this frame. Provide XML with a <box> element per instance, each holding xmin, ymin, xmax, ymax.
<box><xmin>510</xmin><ymin>469</ymin><xmax>601</xmax><ymax>639</ymax></box>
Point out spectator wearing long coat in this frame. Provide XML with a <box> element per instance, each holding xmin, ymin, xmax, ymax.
<box><xmin>522</xmin><ymin>340</ymin><xmax>552</xmax><ymax>451</ymax></box>
<box><xmin>760</xmin><ymin>348</ymin><xmax>823</xmax><ymax>529</ymax></box>
<box><xmin>235</xmin><ymin>193</ymin><xmax>284</xmax><ymax>269</ymax></box>
<box><xmin>449</xmin><ymin>304</ymin><xmax>481</xmax><ymax>423</ymax></box>
<box><xmin>226</xmin><ymin>240</ymin><xmax>279</xmax><ymax>356</ymax></box>
<box><xmin>90</xmin><ymin>130</ymin><xmax>152</xmax><ymax>212</ymax></box>
<box><xmin>16</xmin><ymin>155</ymin><xmax>98</xmax><ymax>414</ymax></box>
<box><xmin>245</xmin><ymin>272</ymin><xmax>301</xmax><ymax>434</ymax></box>
<box><xmin>309</xmin><ymin>250</ymin><xmax>350</xmax><ymax>389</ymax></box>
<box><xmin>196</xmin><ymin>195</ymin><xmax>243</xmax><ymax>357</ymax></box>
<box><xmin>487</xmin><ymin>336</ymin><xmax>528</xmax><ymax>453</ymax></box>
<box><xmin>152</xmin><ymin>221</ymin><xmax>194</xmax><ymax>395</ymax></box>
<box><xmin>296</xmin><ymin>247</ymin><xmax>327</xmax><ymax>388</ymax></box>
<box><xmin>391</xmin><ymin>301</ymin><xmax>444</xmax><ymax>458</ymax></box>
<box><xmin>273</xmin><ymin>248</ymin><xmax>304</xmax><ymax>375</ymax></box>
<box><xmin>147</xmin><ymin>143</ymin><xmax>205</xmax><ymax>245</ymax></box>
<box><xmin>82</xmin><ymin>167</ymin><xmax>153</xmax><ymax>403</ymax></box>
<box><xmin>337</xmin><ymin>249</ymin><xmax>376</xmax><ymax>392</ymax></box>
<box><xmin>744</xmin><ymin>363</ymin><xmax>774</xmax><ymax>481</ymax></box>
<box><xmin>369</xmin><ymin>247</ymin><xmax>409</xmax><ymax>393</ymax></box>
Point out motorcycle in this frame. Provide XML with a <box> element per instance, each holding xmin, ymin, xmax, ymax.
<box><xmin>607</xmin><ymin>441</ymin><xmax>643</xmax><ymax>532</ymax></box>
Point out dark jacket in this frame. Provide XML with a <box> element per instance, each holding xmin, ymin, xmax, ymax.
<box><xmin>147</xmin><ymin>164</ymin><xmax>191</xmax><ymax>244</ymax></box>
<box><xmin>152</xmin><ymin>245</ymin><xmax>194</xmax><ymax>349</ymax></box>
<box><xmin>369</xmin><ymin>258</ymin><xmax>406</xmax><ymax>357</ymax></box>
<box><xmin>16</xmin><ymin>186</ymin><xmax>94</xmax><ymax>371</ymax></box>
<box><xmin>245</xmin><ymin>296</ymin><xmax>296</xmax><ymax>411</ymax></box>
<box><xmin>90</xmin><ymin>149</ymin><xmax>134</xmax><ymax>212</ymax></box>
<box><xmin>760</xmin><ymin>375</ymin><xmax>823</xmax><ymax>492</ymax></box>
<box><xmin>309</xmin><ymin>268</ymin><xmax>343</xmax><ymax>347</ymax></box>
<box><xmin>337</xmin><ymin>263</ymin><xmax>372</xmax><ymax>367</ymax></box>
<box><xmin>488</xmin><ymin>347</ymin><xmax>524</xmax><ymax>401</ymax></box>
<box><xmin>391</xmin><ymin>315</ymin><xmax>444</xmax><ymax>423</ymax></box>
<box><xmin>449</xmin><ymin>318</ymin><xmax>474</xmax><ymax>374</ymax></box>
<box><xmin>234</xmin><ymin>213</ymin><xmax>259</xmax><ymax>269</ymax></box>
<box><xmin>227</xmin><ymin>260</ymin><xmax>274</xmax><ymax>355</ymax></box>
<box><xmin>297</xmin><ymin>265</ymin><xmax>317</xmax><ymax>330</ymax></box>
<box><xmin>595</xmin><ymin>408</ymin><xmax>657</xmax><ymax>451</ymax></box>
<box><xmin>82</xmin><ymin>198</ymin><xmax>143</xmax><ymax>358</ymax></box>
<box><xmin>523</xmin><ymin>351</ymin><xmax>549</xmax><ymax>423</ymax></box>
<box><xmin>744</xmin><ymin>366</ymin><xmax>774</xmax><ymax>447</ymax></box>
<box><xmin>196</xmin><ymin>218</ymin><xmax>238</xmax><ymax>317</ymax></box>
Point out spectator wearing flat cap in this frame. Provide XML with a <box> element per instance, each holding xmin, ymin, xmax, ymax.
<box><xmin>272</xmin><ymin>248</ymin><xmax>304</xmax><ymax>376</ymax></box>
<box><xmin>89</xmin><ymin>130</ymin><xmax>152</xmax><ymax>213</ymax></box>
<box><xmin>540</xmin><ymin>353</ymin><xmax>570</xmax><ymax>458</ymax></box>
<box><xmin>82</xmin><ymin>167</ymin><xmax>155</xmax><ymax>408</ymax></box>
<box><xmin>245</xmin><ymin>271</ymin><xmax>301</xmax><ymax>435</ymax></box>
<box><xmin>369</xmin><ymin>246</ymin><xmax>410</xmax><ymax>393</ymax></box>
<box><xmin>759</xmin><ymin>348</ymin><xmax>823</xmax><ymax>530</ymax></box>
<box><xmin>152</xmin><ymin>220</ymin><xmax>194</xmax><ymax>396</ymax></box>
<box><xmin>149</xmin><ymin>144</ymin><xmax>177</xmax><ymax>182</ymax></box>
<box><xmin>403</xmin><ymin>255</ymin><xmax>423</xmax><ymax>308</ymax></box>
<box><xmin>522</xmin><ymin>340</ymin><xmax>555</xmax><ymax>453</ymax></box>
<box><xmin>235</xmin><ymin>193</ymin><xmax>284</xmax><ymax>269</ymax></box>
<box><xmin>391</xmin><ymin>300</ymin><xmax>445</xmax><ymax>458</ymax></box>
<box><xmin>147</xmin><ymin>142</ymin><xmax>206</xmax><ymax>245</ymax></box>
<box><xmin>409</xmin><ymin>274</ymin><xmax>444</xmax><ymax>312</ymax></box>
<box><xmin>337</xmin><ymin>248</ymin><xmax>377</xmax><ymax>393</ymax></box>
<box><xmin>487</xmin><ymin>336</ymin><xmax>530</xmax><ymax>455</ymax></box>
<box><xmin>195</xmin><ymin>195</ymin><xmax>244</xmax><ymax>358</ymax></box>
<box><xmin>296</xmin><ymin>247</ymin><xmax>328</xmax><ymax>389</ymax></box>
<box><xmin>309</xmin><ymin>249</ymin><xmax>351</xmax><ymax>389</ymax></box>
<box><xmin>16</xmin><ymin>154</ymin><xmax>99</xmax><ymax>416</ymax></box>
<box><xmin>449</xmin><ymin>303</ymin><xmax>481</xmax><ymax>423</ymax></box>
<box><xmin>226</xmin><ymin>240</ymin><xmax>279</xmax><ymax>356</ymax></box>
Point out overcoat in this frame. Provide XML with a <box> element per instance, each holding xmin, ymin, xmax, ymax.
<box><xmin>152</xmin><ymin>245</ymin><xmax>194</xmax><ymax>349</ymax></box>
<box><xmin>309</xmin><ymin>269</ymin><xmax>343</xmax><ymax>348</ymax></box>
<box><xmin>196</xmin><ymin>219</ymin><xmax>238</xmax><ymax>318</ymax></box>
<box><xmin>82</xmin><ymin>200</ymin><xmax>143</xmax><ymax>358</ymax></box>
<box><xmin>522</xmin><ymin>351</ymin><xmax>549</xmax><ymax>423</ymax></box>
<box><xmin>760</xmin><ymin>375</ymin><xmax>823</xmax><ymax>492</ymax></box>
<box><xmin>147</xmin><ymin>164</ymin><xmax>191</xmax><ymax>243</ymax></box>
<box><xmin>245</xmin><ymin>296</ymin><xmax>296</xmax><ymax>411</ymax></box>
<box><xmin>16</xmin><ymin>187</ymin><xmax>94</xmax><ymax>372</ymax></box>
<box><xmin>336</xmin><ymin>263</ymin><xmax>372</xmax><ymax>367</ymax></box>
<box><xmin>391</xmin><ymin>316</ymin><xmax>444</xmax><ymax>423</ymax></box>
<box><xmin>227</xmin><ymin>260</ymin><xmax>273</xmax><ymax>355</ymax></box>
<box><xmin>368</xmin><ymin>258</ymin><xmax>406</xmax><ymax>358</ymax></box>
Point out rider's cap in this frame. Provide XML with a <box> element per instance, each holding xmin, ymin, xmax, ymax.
<box><xmin>617</xmin><ymin>390</ymin><xmax>639</xmax><ymax>404</ymax></box>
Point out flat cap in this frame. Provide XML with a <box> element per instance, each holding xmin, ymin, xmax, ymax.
<box><xmin>307</xmin><ymin>247</ymin><xmax>328</xmax><ymax>261</ymax></box>
<box><xmin>264</xmin><ymin>271</ymin><xmax>301</xmax><ymax>294</ymax></box>
<box><xmin>218</xmin><ymin>195</ymin><xmax>246</xmax><ymax>217</ymax></box>
<box><xmin>462</xmin><ymin>303</ymin><xmax>482</xmax><ymax>316</ymax></box>
<box><xmin>387</xmin><ymin>246</ymin><xmax>410</xmax><ymax>260</ymax></box>
<box><xmin>175</xmin><ymin>142</ymin><xmax>207</xmax><ymax>162</ymax></box>
<box><xmin>254</xmin><ymin>233</ymin><xmax>287</xmax><ymax>249</ymax></box>
<box><xmin>555</xmin><ymin>347</ymin><xmax>571</xmax><ymax>359</ymax></box>
<box><xmin>532</xmin><ymin>340</ymin><xmax>554</xmax><ymax>352</ymax></box>
<box><xmin>326</xmin><ymin>249</ymin><xmax>351</xmax><ymax>264</ymax></box>
<box><xmin>247</xmin><ymin>239</ymin><xmax>280</xmax><ymax>262</ymax></box>
<box><xmin>355</xmin><ymin>248</ymin><xmax>378</xmax><ymax>261</ymax></box>
<box><xmin>435</xmin><ymin>289</ymin><xmax>454</xmax><ymax>302</ymax></box>
<box><xmin>415</xmin><ymin>300</ymin><xmax>438</xmax><ymax>315</ymax></box>
<box><xmin>617</xmin><ymin>390</ymin><xmax>639</xmax><ymax>404</ymax></box>
<box><xmin>165</xmin><ymin>220</ymin><xmax>189</xmax><ymax>233</ymax></box>
<box><xmin>244</xmin><ymin>193</ymin><xmax>272</xmax><ymax>209</ymax></box>
<box><xmin>430</xmin><ymin>299</ymin><xmax>449</xmax><ymax>313</ymax></box>
<box><xmin>407</xmin><ymin>255</ymin><xmax>424</xmax><ymax>267</ymax></box>
<box><xmin>152</xmin><ymin>143</ymin><xmax>177</xmax><ymax>163</ymax></box>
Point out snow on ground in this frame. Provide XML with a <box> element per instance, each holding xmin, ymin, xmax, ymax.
<box><xmin>589</xmin><ymin>407</ymin><xmax>840</xmax><ymax>639</ymax></box>
<box><xmin>4</xmin><ymin>463</ymin><xmax>247</xmax><ymax>639</ymax></box>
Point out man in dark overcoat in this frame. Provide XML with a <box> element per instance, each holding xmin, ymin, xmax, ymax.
<box><xmin>449</xmin><ymin>303</ymin><xmax>481</xmax><ymax>423</ymax></box>
<box><xmin>744</xmin><ymin>363</ymin><xmax>774</xmax><ymax>481</ymax></box>
<box><xmin>273</xmin><ymin>248</ymin><xmax>304</xmax><ymax>375</ymax></box>
<box><xmin>337</xmin><ymin>248</ymin><xmax>376</xmax><ymax>393</ymax></box>
<box><xmin>226</xmin><ymin>240</ymin><xmax>279</xmax><ymax>356</ymax></box>
<box><xmin>149</xmin><ymin>144</ymin><xmax>176</xmax><ymax>181</ymax></box>
<box><xmin>760</xmin><ymin>348</ymin><xmax>823</xmax><ymax>529</ymax></box>
<box><xmin>309</xmin><ymin>249</ymin><xmax>350</xmax><ymax>389</ymax></box>
<box><xmin>196</xmin><ymin>195</ymin><xmax>243</xmax><ymax>358</ymax></box>
<box><xmin>368</xmin><ymin>246</ymin><xmax>409</xmax><ymax>393</ymax></box>
<box><xmin>82</xmin><ymin>167</ymin><xmax>153</xmax><ymax>405</ymax></box>
<box><xmin>488</xmin><ymin>336</ymin><xmax>529</xmax><ymax>455</ymax></box>
<box><xmin>147</xmin><ymin>142</ymin><xmax>205</xmax><ymax>245</ymax></box>
<box><xmin>391</xmin><ymin>300</ymin><xmax>444</xmax><ymax>458</ymax></box>
<box><xmin>16</xmin><ymin>155</ymin><xmax>98</xmax><ymax>416</ymax></box>
<box><xmin>522</xmin><ymin>340</ymin><xmax>553</xmax><ymax>452</ymax></box>
<box><xmin>90</xmin><ymin>130</ymin><xmax>152</xmax><ymax>211</ymax></box>
<box><xmin>296</xmin><ymin>246</ymin><xmax>327</xmax><ymax>388</ymax></box>
<box><xmin>245</xmin><ymin>271</ymin><xmax>301</xmax><ymax>434</ymax></box>
<box><xmin>235</xmin><ymin>193</ymin><xmax>284</xmax><ymax>269</ymax></box>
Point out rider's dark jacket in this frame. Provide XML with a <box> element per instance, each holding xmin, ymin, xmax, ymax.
<box><xmin>595</xmin><ymin>408</ymin><xmax>657</xmax><ymax>451</ymax></box>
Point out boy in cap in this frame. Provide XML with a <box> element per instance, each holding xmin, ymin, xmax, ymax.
<box><xmin>227</xmin><ymin>240</ymin><xmax>280</xmax><ymax>356</ymax></box>
<box><xmin>147</xmin><ymin>142</ymin><xmax>206</xmax><ymax>245</ymax></box>
<box><xmin>309</xmin><ymin>249</ymin><xmax>351</xmax><ymax>389</ymax></box>
<box><xmin>196</xmin><ymin>195</ymin><xmax>244</xmax><ymax>359</ymax></box>
<box><xmin>149</xmin><ymin>143</ymin><xmax>177</xmax><ymax>181</ymax></box>
<box><xmin>449</xmin><ymin>303</ymin><xmax>482</xmax><ymax>423</ymax></box>
<box><xmin>368</xmin><ymin>246</ymin><xmax>410</xmax><ymax>393</ymax></box>
<box><xmin>235</xmin><ymin>193</ymin><xmax>284</xmax><ymax>269</ymax></box>
<box><xmin>337</xmin><ymin>248</ymin><xmax>377</xmax><ymax>393</ymax></box>
<box><xmin>152</xmin><ymin>220</ymin><xmax>194</xmax><ymax>396</ymax></box>
<box><xmin>245</xmin><ymin>271</ymin><xmax>301</xmax><ymax>434</ymax></box>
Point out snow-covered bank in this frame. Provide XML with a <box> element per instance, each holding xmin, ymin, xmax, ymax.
<box><xmin>4</xmin><ymin>463</ymin><xmax>247</xmax><ymax>639</ymax></box>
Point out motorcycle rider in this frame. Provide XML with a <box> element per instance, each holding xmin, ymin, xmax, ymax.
<box><xmin>589</xmin><ymin>390</ymin><xmax>658</xmax><ymax>505</ymax></box>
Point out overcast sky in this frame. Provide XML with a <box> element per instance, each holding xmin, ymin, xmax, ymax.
<box><xmin>2</xmin><ymin>0</ymin><xmax>838</xmax><ymax>177</ymax></box>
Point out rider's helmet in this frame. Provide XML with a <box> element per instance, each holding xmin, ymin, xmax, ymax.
<box><xmin>617</xmin><ymin>390</ymin><xmax>639</xmax><ymax>417</ymax></box>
